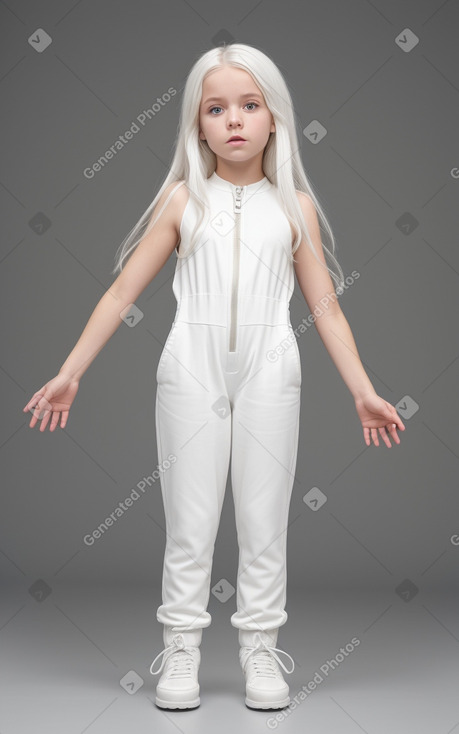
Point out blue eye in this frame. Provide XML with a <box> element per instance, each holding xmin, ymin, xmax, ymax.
<box><xmin>208</xmin><ymin>102</ymin><xmax>259</xmax><ymax>114</ymax></box>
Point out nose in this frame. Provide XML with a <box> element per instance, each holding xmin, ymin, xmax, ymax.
<box><xmin>227</xmin><ymin>106</ymin><xmax>243</xmax><ymax>128</ymax></box>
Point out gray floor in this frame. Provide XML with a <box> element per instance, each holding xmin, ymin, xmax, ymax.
<box><xmin>0</xmin><ymin>583</ymin><xmax>457</xmax><ymax>733</ymax></box>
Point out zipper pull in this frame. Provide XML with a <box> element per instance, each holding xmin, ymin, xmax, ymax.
<box><xmin>233</xmin><ymin>186</ymin><xmax>243</xmax><ymax>214</ymax></box>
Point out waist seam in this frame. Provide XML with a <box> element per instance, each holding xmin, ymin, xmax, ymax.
<box><xmin>174</xmin><ymin>293</ymin><xmax>291</xmax><ymax>326</ymax></box>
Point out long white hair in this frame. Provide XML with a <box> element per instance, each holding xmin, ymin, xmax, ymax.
<box><xmin>111</xmin><ymin>42</ymin><xmax>345</xmax><ymax>290</ymax></box>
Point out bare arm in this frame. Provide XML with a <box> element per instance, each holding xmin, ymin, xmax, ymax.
<box><xmin>293</xmin><ymin>192</ymin><xmax>405</xmax><ymax>447</ymax></box>
<box><xmin>59</xmin><ymin>182</ymin><xmax>182</xmax><ymax>382</ymax></box>
<box><xmin>293</xmin><ymin>192</ymin><xmax>374</xmax><ymax>400</ymax></box>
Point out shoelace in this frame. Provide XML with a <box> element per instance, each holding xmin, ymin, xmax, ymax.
<box><xmin>149</xmin><ymin>633</ymin><xmax>198</xmax><ymax>677</ymax></box>
<box><xmin>240</xmin><ymin>632</ymin><xmax>295</xmax><ymax>676</ymax></box>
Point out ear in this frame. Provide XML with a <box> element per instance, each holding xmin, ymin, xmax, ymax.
<box><xmin>199</xmin><ymin>129</ymin><xmax>206</xmax><ymax>140</ymax></box>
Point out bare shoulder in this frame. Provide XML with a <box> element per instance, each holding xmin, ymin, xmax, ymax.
<box><xmin>160</xmin><ymin>180</ymin><xmax>189</xmax><ymax>239</ymax></box>
<box><xmin>287</xmin><ymin>190</ymin><xmax>316</xmax><ymax>243</ymax></box>
<box><xmin>295</xmin><ymin>189</ymin><xmax>316</xmax><ymax>216</ymax></box>
<box><xmin>147</xmin><ymin>180</ymin><xmax>187</xmax><ymax>236</ymax></box>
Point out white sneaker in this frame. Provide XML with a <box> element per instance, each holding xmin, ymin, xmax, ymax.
<box><xmin>239</xmin><ymin>632</ymin><xmax>295</xmax><ymax>710</ymax></box>
<box><xmin>150</xmin><ymin>632</ymin><xmax>201</xmax><ymax>709</ymax></box>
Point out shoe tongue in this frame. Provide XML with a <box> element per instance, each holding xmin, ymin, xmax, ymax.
<box><xmin>241</xmin><ymin>645</ymin><xmax>270</xmax><ymax>665</ymax></box>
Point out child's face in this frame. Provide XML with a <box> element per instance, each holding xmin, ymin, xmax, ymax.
<box><xmin>199</xmin><ymin>66</ymin><xmax>275</xmax><ymax>169</ymax></box>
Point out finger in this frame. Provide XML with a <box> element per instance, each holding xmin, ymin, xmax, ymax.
<box><xmin>49</xmin><ymin>411</ymin><xmax>60</xmax><ymax>431</ymax></box>
<box><xmin>61</xmin><ymin>410</ymin><xmax>69</xmax><ymax>429</ymax></box>
<box><xmin>28</xmin><ymin>407</ymin><xmax>38</xmax><ymax>428</ymax></box>
<box><xmin>379</xmin><ymin>426</ymin><xmax>392</xmax><ymax>448</ymax></box>
<box><xmin>39</xmin><ymin>407</ymin><xmax>52</xmax><ymax>431</ymax></box>
<box><xmin>25</xmin><ymin>399</ymin><xmax>38</xmax><ymax>426</ymax></box>
<box><xmin>26</xmin><ymin>392</ymin><xmax>43</xmax><ymax>412</ymax></box>
<box><xmin>389</xmin><ymin>423</ymin><xmax>401</xmax><ymax>445</ymax></box>
<box><xmin>389</xmin><ymin>408</ymin><xmax>405</xmax><ymax>432</ymax></box>
<box><xmin>371</xmin><ymin>427</ymin><xmax>379</xmax><ymax>446</ymax></box>
<box><xmin>29</xmin><ymin>400</ymin><xmax>45</xmax><ymax>428</ymax></box>
<box><xmin>31</xmin><ymin>397</ymin><xmax>53</xmax><ymax>431</ymax></box>
<box><xmin>24</xmin><ymin>393</ymin><xmax>39</xmax><ymax>412</ymax></box>
<box><xmin>363</xmin><ymin>427</ymin><xmax>371</xmax><ymax>446</ymax></box>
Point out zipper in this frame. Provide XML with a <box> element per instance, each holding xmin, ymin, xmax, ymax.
<box><xmin>229</xmin><ymin>185</ymin><xmax>243</xmax><ymax>352</ymax></box>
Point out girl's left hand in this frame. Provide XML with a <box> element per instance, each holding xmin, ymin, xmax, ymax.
<box><xmin>354</xmin><ymin>392</ymin><xmax>405</xmax><ymax>447</ymax></box>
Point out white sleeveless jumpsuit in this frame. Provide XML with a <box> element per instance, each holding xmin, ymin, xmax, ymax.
<box><xmin>155</xmin><ymin>171</ymin><xmax>302</xmax><ymax>649</ymax></box>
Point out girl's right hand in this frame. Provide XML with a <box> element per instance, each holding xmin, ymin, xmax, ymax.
<box><xmin>23</xmin><ymin>374</ymin><xmax>80</xmax><ymax>432</ymax></box>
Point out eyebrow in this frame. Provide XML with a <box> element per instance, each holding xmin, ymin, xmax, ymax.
<box><xmin>202</xmin><ymin>92</ymin><xmax>263</xmax><ymax>105</ymax></box>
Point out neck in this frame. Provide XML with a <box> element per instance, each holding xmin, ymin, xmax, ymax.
<box><xmin>214</xmin><ymin>161</ymin><xmax>266</xmax><ymax>187</ymax></box>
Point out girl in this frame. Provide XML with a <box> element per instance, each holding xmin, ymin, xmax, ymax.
<box><xmin>23</xmin><ymin>43</ymin><xmax>405</xmax><ymax>712</ymax></box>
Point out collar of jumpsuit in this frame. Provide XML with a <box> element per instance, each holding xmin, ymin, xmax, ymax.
<box><xmin>208</xmin><ymin>170</ymin><xmax>270</xmax><ymax>193</ymax></box>
<box><xmin>173</xmin><ymin>168</ymin><xmax>296</xmax><ymax>374</ymax></box>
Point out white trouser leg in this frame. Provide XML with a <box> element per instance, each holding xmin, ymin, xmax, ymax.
<box><xmin>229</xmin><ymin>325</ymin><xmax>301</xmax><ymax>645</ymax></box>
<box><xmin>155</xmin><ymin>322</ymin><xmax>231</xmax><ymax>636</ymax></box>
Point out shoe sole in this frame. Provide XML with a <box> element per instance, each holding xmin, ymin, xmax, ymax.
<box><xmin>245</xmin><ymin>695</ymin><xmax>290</xmax><ymax>710</ymax></box>
<box><xmin>155</xmin><ymin>696</ymin><xmax>200</xmax><ymax>709</ymax></box>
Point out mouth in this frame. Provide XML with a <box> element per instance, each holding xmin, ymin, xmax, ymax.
<box><xmin>226</xmin><ymin>136</ymin><xmax>246</xmax><ymax>143</ymax></box>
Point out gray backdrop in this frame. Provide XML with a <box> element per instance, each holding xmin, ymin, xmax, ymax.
<box><xmin>2</xmin><ymin>0</ymin><xmax>459</xmax><ymax>732</ymax></box>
